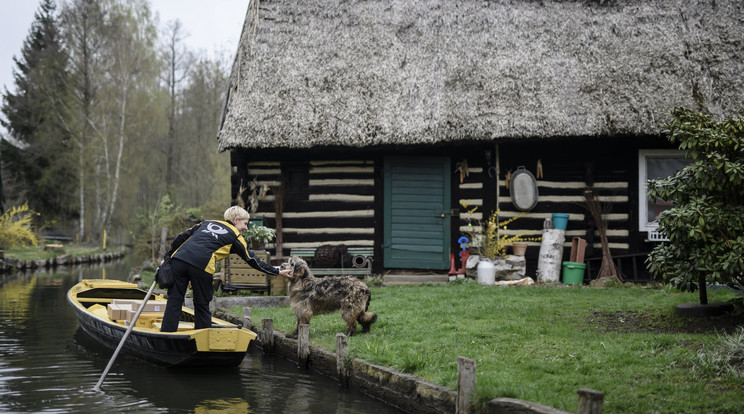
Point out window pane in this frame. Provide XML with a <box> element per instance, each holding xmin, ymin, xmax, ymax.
<box><xmin>645</xmin><ymin>156</ymin><xmax>688</xmax><ymax>226</ymax></box>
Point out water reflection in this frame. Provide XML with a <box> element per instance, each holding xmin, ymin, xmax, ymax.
<box><xmin>0</xmin><ymin>260</ymin><xmax>402</xmax><ymax>413</ymax></box>
<box><xmin>194</xmin><ymin>398</ymin><xmax>251</xmax><ymax>413</ymax></box>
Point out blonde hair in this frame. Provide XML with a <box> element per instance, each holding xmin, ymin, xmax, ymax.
<box><xmin>224</xmin><ymin>205</ymin><xmax>250</xmax><ymax>223</ymax></box>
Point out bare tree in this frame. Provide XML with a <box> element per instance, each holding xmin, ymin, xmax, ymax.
<box><xmin>60</xmin><ymin>0</ymin><xmax>106</xmax><ymax>240</ymax></box>
<box><xmin>94</xmin><ymin>0</ymin><xmax>158</xmax><ymax>236</ymax></box>
<box><xmin>161</xmin><ymin>19</ymin><xmax>192</xmax><ymax>190</ymax></box>
<box><xmin>176</xmin><ymin>57</ymin><xmax>230</xmax><ymax>206</ymax></box>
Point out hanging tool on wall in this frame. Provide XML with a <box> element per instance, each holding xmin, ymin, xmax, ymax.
<box><xmin>536</xmin><ymin>159</ymin><xmax>544</xmax><ymax>179</ymax></box>
<box><xmin>455</xmin><ymin>159</ymin><xmax>469</xmax><ymax>184</ymax></box>
<box><xmin>236</xmin><ymin>179</ymin><xmax>248</xmax><ymax>209</ymax></box>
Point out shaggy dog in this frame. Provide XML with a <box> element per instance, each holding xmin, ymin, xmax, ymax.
<box><xmin>280</xmin><ymin>256</ymin><xmax>377</xmax><ymax>338</ymax></box>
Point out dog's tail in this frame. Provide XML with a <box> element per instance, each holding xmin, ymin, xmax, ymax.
<box><xmin>359</xmin><ymin>311</ymin><xmax>377</xmax><ymax>327</ymax></box>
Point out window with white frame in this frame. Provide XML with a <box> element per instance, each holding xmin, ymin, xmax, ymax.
<box><xmin>637</xmin><ymin>150</ymin><xmax>691</xmax><ymax>237</ymax></box>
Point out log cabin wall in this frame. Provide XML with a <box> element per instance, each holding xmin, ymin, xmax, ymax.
<box><xmin>232</xmin><ymin>157</ymin><xmax>377</xmax><ymax>258</ymax></box>
<box><xmin>496</xmin><ymin>138</ymin><xmax>645</xmax><ymax>280</ymax></box>
<box><xmin>229</xmin><ymin>137</ymin><xmax>668</xmax><ymax>280</ymax></box>
<box><xmin>453</xmin><ymin>158</ymin><xmax>490</xmax><ymax>264</ymax></box>
<box><xmin>450</xmin><ymin>138</ymin><xmax>663</xmax><ymax>281</ymax></box>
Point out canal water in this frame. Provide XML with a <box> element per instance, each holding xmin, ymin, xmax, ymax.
<box><xmin>0</xmin><ymin>261</ymin><xmax>403</xmax><ymax>413</ymax></box>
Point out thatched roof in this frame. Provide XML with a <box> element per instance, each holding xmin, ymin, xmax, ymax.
<box><xmin>217</xmin><ymin>0</ymin><xmax>744</xmax><ymax>151</ymax></box>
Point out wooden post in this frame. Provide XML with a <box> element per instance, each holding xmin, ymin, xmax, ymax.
<box><xmin>577</xmin><ymin>388</ymin><xmax>604</xmax><ymax>414</ymax></box>
<box><xmin>456</xmin><ymin>356</ymin><xmax>476</xmax><ymax>414</ymax></box>
<box><xmin>537</xmin><ymin>228</ymin><xmax>566</xmax><ymax>283</ymax></box>
<box><xmin>261</xmin><ymin>318</ymin><xmax>274</xmax><ymax>354</ymax></box>
<box><xmin>242</xmin><ymin>307</ymin><xmax>252</xmax><ymax>329</ymax></box>
<box><xmin>298</xmin><ymin>324</ymin><xmax>310</xmax><ymax>366</ymax></box>
<box><xmin>336</xmin><ymin>333</ymin><xmax>349</xmax><ymax>386</ymax></box>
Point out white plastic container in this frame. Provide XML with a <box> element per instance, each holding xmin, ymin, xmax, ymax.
<box><xmin>477</xmin><ymin>260</ymin><xmax>496</xmax><ymax>285</ymax></box>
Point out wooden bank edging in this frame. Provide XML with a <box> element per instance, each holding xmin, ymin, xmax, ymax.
<box><xmin>214</xmin><ymin>306</ymin><xmax>604</xmax><ymax>414</ymax></box>
<box><xmin>213</xmin><ymin>307</ymin><xmax>454</xmax><ymax>413</ymax></box>
<box><xmin>274</xmin><ymin>326</ymin><xmax>456</xmax><ymax>414</ymax></box>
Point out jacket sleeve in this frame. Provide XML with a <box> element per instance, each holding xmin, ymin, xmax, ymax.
<box><xmin>164</xmin><ymin>222</ymin><xmax>200</xmax><ymax>259</ymax></box>
<box><xmin>231</xmin><ymin>236</ymin><xmax>279</xmax><ymax>275</ymax></box>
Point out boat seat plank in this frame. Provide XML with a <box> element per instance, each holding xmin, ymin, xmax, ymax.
<box><xmin>152</xmin><ymin>321</ymin><xmax>195</xmax><ymax>332</ymax></box>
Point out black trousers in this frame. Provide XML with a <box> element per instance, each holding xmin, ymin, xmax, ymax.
<box><xmin>160</xmin><ymin>258</ymin><xmax>214</xmax><ymax>332</ymax></box>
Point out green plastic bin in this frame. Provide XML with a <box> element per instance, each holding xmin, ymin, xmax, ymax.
<box><xmin>562</xmin><ymin>261</ymin><xmax>586</xmax><ymax>285</ymax></box>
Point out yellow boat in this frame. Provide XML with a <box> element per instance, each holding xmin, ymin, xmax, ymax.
<box><xmin>67</xmin><ymin>279</ymin><xmax>256</xmax><ymax>367</ymax></box>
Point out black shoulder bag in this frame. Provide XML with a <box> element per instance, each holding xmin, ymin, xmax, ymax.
<box><xmin>155</xmin><ymin>258</ymin><xmax>174</xmax><ymax>289</ymax></box>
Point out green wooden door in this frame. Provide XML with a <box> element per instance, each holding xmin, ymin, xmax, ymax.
<box><xmin>383</xmin><ymin>156</ymin><xmax>451</xmax><ymax>269</ymax></box>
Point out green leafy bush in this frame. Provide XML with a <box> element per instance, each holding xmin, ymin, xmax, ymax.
<box><xmin>244</xmin><ymin>225</ymin><xmax>276</xmax><ymax>244</ymax></box>
<box><xmin>647</xmin><ymin>108</ymin><xmax>744</xmax><ymax>302</ymax></box>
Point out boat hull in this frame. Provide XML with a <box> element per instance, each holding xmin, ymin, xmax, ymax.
<box><xmin>68</xmin><ymin>279</ymin><xmax>255</xmax><ymax>367</ymax></box>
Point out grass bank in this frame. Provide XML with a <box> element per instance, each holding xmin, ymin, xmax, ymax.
<box><xmin>4</xmin><ymin>244</ymin><xmax>106</xmax><ymax>260</ymax></box>
<box><xmin>232</xmin><ymin>282</ymin><xmax>744</xmax><ymax>413</ymax></box>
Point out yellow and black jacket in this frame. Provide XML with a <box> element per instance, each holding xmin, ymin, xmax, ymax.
<box><xmin>165</xmin><ymin>220</ymin><xmax>278</xmax><ymax>276</ymax></box>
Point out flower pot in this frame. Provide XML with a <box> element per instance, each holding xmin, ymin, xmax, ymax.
<box><xmin>511</xmin><ymin>242</ymin><xmax>528</xmax><ymax>256</ymax></box>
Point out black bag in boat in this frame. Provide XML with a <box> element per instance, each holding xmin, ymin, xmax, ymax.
<box><xmin>155</xmin><ymin>258</ymin><xmax>174</xmax><ymax>289</ymax></box>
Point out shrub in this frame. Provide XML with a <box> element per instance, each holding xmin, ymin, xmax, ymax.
<box><xmin>244</xmin><ymin>225</ymin><xmax>276</xmax><ymax>244</ymax></box>
<box><xmin>465</xmin><ymin>208</ymin><xmax>540</xmax><ymax>259</ymax></box>
<box><xmin>0</xmin><ymin>203</ymin><xmax>39</xmax><ymax>248</ymax></box>
<box><xmin>646</xmin><ymin>107</ymin><xmax>744</xmax><ymax>303</ymax></box>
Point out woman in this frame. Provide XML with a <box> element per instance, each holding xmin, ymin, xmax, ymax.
<box><xmin>160</xmin><ymin>206</ymin><xmax>292</xmax><ymax>332</ymax></box>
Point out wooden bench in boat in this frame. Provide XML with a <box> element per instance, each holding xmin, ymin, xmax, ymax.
<box><xmin>289</xmin><ymin>247</ymin><xmax>374</xmax><ymax>277</ymax></box>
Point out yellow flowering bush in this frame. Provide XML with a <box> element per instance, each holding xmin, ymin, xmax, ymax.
<box><xmin>465</xmin><ymin>206</ymin><xmax>540</xmax><ymax>259</ymax></box>
<box><xmin>0</xmin><ymin>203</ymin><xmax>39</xmax><ymax>248</ymax></box>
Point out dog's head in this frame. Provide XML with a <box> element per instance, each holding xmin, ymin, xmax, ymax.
<box><xmin>280</xmin><ymin>256</ymin><xmax>310</xmax><ymax>281</ymax></box>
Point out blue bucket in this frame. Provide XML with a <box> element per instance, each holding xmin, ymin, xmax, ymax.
<box><xmin>552</xmin><ymin>213</ymin><xmax>569</xmax><ymax>230</ymax></box>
